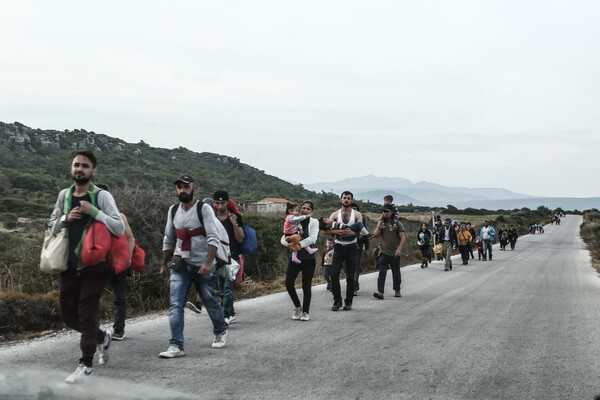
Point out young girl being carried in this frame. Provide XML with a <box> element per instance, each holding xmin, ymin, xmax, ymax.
<box><xmin>283</xmin><ymin>202</ymin><xmax>318</xmax><ymax>263</ymax></box>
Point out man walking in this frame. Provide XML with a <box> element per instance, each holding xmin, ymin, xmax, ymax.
<box><xmin>324</xmin><ymin>191</ymin><xmax>363</xmax><ymax>311</ymax></box>
<box><xmin>372</xmin><ymin>204</ymin><xmax>406</xmax><ymax>299</ymax></box>
<box><xmin>213</xmin><ymin>190</ymin><xmax>245</xmax><ymax>325</ymax></box>
<box><xmin>159</xmin><ymin>174</ymin><xmax>228</xmax><ymax>358</ymax></box>
<box><xmin>479</xmin><ymin>220</ymin><xmax>496</xmax><ymax>261</ymax></box>
<box><xmin>48</xmin><ymin>151</ymin><xmax>124</xmax><ymax>383</ymax></box>
<box><xmin>437</xmin><ymin>217</ymin><xmax>458</xmax><ymax>271</ymax></box>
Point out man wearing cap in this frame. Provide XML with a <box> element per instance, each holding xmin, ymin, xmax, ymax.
<box><xmin>213</xmin><ymin>190</ymin><xmax>245</xmax><ymax>325</ymax></box>
<box><xmin>323</xmin><ymin>191</ymin><xmax>364</xmax><ymax>311</ymax></box>
<box><xmin>159</xmin><ymin>174</ymin><xmax>228</xmax><ymax>358</ymax></box>
<box><xmin>437</xmin><ymin>217</ymin><xmax>458</xmax><ymax>271</ymax></box>
<box><xmin>372</xmin><ymin>204</ymin><xmax>406</xmax><ymax>299</ymax></box>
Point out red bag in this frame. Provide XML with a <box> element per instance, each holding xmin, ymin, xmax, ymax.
<box><xmin>236</xmin><ymin>255</ymin><xmax>245</xmax><ymax>283</ymax></box>
<box><xmin>81</xmin><ymin>221</ymin><xmax>111</xmax><ymax>266</ymax></box>
<box><xmin>107</xmin><ymin>234</ymin><xmax>131</xmax><ymax>274</ymax></box>
<box><xmin>131</xmin><ymin>244</ymin><xmax>146</xmax><ymax>273</ymax></box>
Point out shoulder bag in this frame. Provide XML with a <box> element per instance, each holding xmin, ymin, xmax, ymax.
<box><xmin>40</xmin><ymin>228</ymin><xmax>69</xmax><ymax>274</ymax></box>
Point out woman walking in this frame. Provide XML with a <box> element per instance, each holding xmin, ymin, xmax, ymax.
<box><xmin>284</xmin><ymin>201</ymin><xmax>319</xmax><ymax>321</ymax></box>
<box><xmin>457</xmin><ymin>225</ymin><xmax>472</xmax><ymax>265</ymax></box>
<box><xmin>417</xmin><ymin>222</ymin><xmax>432</xmax><ymax>268</ymax></box>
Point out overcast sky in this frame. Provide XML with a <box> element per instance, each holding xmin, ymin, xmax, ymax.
<box><xmin>2</xmin><ymin>1</ymin><xmax>599</xmax><ymax>198</ymax></box>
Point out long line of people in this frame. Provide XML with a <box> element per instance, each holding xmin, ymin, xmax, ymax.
<box><xmin>48</xmin><ymin>154</ymin><xmax>556</xmax><ymax>384</ymax></box>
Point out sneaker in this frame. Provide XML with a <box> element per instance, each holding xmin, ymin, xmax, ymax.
<box><xmin>373</xmin><ymin>291</ymin><xmax>384</xmax><ymax>300</ymax></box>
<box><xmin>159</xmin><ymin>344</ymin><xmax>185</xmax><ymax>358</ymax></box>
<box><xmin>65</xmin><ymin>363</ymin><xmax>93</xmax><ymax>384</ymax></box>
<box><xmin>224</xmin><ymin>315</ymin><xmax>237</xmax><ymax>325</ymax></box>
<box><xmin>97</xmin><ymin>330</ymin><xmax>111</xmax><ymax>365</ymax></box>
<box><xmin>343</xmin><ymin>303</ymin><xmax>352</xmax><ymax>311</ymax></box>
<box><xmin>186</xmin><ymin>301</ymin><xmax>202</xmax><ymax>314</ymax></box>
<box><xmin>394</xmin><ymin>290</ymin><xmax>401</xmax><ymax>298</ymax></box>
<box><xmin>212</xmin><ymin>331</ymin><xmax>227</xmax><ymax>348</ymax></box>
<box><xmin>331</xmin><ymin>302</ymin><xmax>342</xmax><ymax>311</ymax></box>
<box><xmin>112</xmin><ymin>331</ymin><xmax>125</xmax><ymax>341</ymax></box>
<box><xmin>292</xmin><ymin>307</ymin><xmax>302</xmax><ymax>320</ymax></box>
<box><xmin>300</xmin><ymin>312</ymin><xmax>310</xmax><ymax>321</ymax></box>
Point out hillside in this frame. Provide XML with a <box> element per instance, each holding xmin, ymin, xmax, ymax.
<box><xmin>0</xmin><ymin>121</ymin><xmax>340</xmax><ymax>217</ymax></box>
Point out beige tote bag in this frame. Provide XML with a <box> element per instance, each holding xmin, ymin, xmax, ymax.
<box><xmin>40</xmin><ymin>228</ymin><xmax>69</xmax><ymax>274</ymax></box>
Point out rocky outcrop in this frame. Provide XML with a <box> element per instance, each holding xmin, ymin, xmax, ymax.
<box><xmin>0</xmin><ymin>122</ymin><xmax>133</xmax><ymax>154</ymax></box>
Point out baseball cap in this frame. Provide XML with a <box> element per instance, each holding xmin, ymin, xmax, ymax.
<box><xmin>213</xmin><ymin>190</ymin><xmax>229</xmax><ymax>202</ymax></box>
<box><xmin>174</xmin><ymin>173</ymin><xmax>194</xmax><ymax>185</ymax></box>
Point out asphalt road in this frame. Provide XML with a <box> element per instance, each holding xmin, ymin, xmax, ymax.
<box><xmin>2</xmin><ymin>215</ymin><xmax>600</xmax><ymax>400</ymax></box>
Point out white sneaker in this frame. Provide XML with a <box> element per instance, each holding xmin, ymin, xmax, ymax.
<box><xmin>159</xmin><ymin>344</ymin><xmax>185</xmax><ymax>358</ymax></box>
<box><xmin>224</xmin><ymin>315</ymin><xmax>237</xmax><ymax>325</ymax></box>
<box><xmin>212</xmin><ymin>330</ymin><xmax>227</xmax><ymax>348</ymax></box>
<box><xmin>292</xmin><ymin>307</ymin><xmax>302</xmax><ymax>320</ymax></box>
<box><xmin>65</xmin><ymin>363</ymin><xmax>93</xmax><ymax>383</ymax></box>
<box><xmin>97</xmin><ymin>330</ymin><xmax>112</xmax><ymax>365</ymax></box>
<box><xmin>300</xmin><ymin>312</ymin><xmax>310</xmax><ymax>321</ymax></box>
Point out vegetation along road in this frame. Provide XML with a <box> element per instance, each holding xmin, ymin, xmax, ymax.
<box><xmin>1</xmin><ymin>215</ymin><xmax>599</xmax><ymax>399</ymax></box>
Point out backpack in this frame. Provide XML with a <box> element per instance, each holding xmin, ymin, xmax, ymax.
<box><xmin>240</xmin><ymin>225</ymin><xmax>258</xmax><ymax>254</ymax></box>
<box><xmin>170</xmin><ymin>200</ymin><xmax>231</xmax><ymax>265</ymax></box>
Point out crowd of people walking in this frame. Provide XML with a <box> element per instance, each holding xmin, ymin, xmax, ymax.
<box><xmin>48</xmin><ymin>151</ymin><xmax>551</xmax><ymax>384</ymax></box>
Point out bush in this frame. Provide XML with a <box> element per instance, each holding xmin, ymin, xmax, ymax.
<box><xmin>0</xmin><ymin>291</ymin><xmax>62</xmax><ymax>336</ymax></box>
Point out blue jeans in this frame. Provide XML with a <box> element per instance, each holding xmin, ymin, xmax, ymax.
<box><xmin>217</xmin><ymin>274</ymin><xmax>236</xmax><ymax>319</ymax></box>
<box><xmin>482</xmin><ymin>239</ymin><xmax>492</xmax><ymax>260</ymax></box>
<box><xmin>168</xmin><ymin>261</ymin><xmax>227</xmax><ymax>350</ymax></box>
<box><xmin>377</xmin><ymin>253</ymin><xmax>401</xmax><ymax>293</ymax></box>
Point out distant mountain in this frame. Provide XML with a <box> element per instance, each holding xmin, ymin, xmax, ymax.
<box><xmin>305</xmin><ymin>175</ymin><xmax>599</xmax><ymax>211</ymax></box>
<box><xmin>306</xmin><ymin>175</ymin><xmax>532</xmax><ymax>204</ymax></box>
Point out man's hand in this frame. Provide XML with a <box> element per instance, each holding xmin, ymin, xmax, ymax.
<box><xmin>395</xmin><ymin>248</ymin><xmax>402</xmax><ymax>257</ymax></box>
<box><xmin>78</xmin><ymin>200</ymin><xmax>94</xmax><ymax>215</ymax></box>
<box><xmin>199</xmin><ymin>261</ymin><xmax>212</xmax><ymax>276</ymax></box>
<box><xmin>160</xmin><ymin>264</ymin><xmax>169</xmax><ymax>279</ymax></box>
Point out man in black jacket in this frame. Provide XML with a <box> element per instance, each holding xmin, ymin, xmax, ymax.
<box><xmin>437</xmin><ymin>218</ymin><xmax>458</xmax><ymax>271</ymax></box>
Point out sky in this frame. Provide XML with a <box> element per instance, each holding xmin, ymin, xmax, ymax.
<box><xmin>2</xmin><ymin>1</ymin><xmax>599</xmax><ymax>198</ymax></box>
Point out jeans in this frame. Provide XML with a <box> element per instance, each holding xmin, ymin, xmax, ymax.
<box><xmin>168</xmin><ymin>261</ymin><xmax>227</xmax><ymax>350</ymax></box>
<box><xmin>59</xmin><ymin>262</ymin><xmax>110</xmax><ymax>367</ymax></box>
<box><xmin>285</xmin><ymin>258</ymin><xmax>316</xmax><ymax>313</ymax></box>
<box><xmin>377</xmin><ymin>253</ymin><xmax>401</xmax><ymax>293</ymax></box>
<box><xmin>323</xmin><ymin>265</ymin><xmax>332</xmax><ymax>284</ymax></box>
<box><xmin>482</xmin><ymin>239</ymin><xmax>493</xmax><ymax>260</ymax></box>
<box><xmin>108</xmin><ymin>269</ymin><xmax>127</xmax><ymax>334</ymax></box>
<box><xmin>331</xmin><ymin>243</ymin><xmax>357</xmax><ymax>305</ymax></box>
<box><xmin>217</xmin><ymin>274</ymin><xmax>236</xmax><ymax>319</ymax></box>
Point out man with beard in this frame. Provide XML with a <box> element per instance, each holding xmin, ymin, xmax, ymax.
<box><xmin>323</xmin><ymin>191</ymin><xmax>364</xmax><ymax>311</ymax></box>
<box><xmin>48</xmin><ymin>151</ymin><xmax>124</xmax><ymax>383</ymax></box>
<box><xmin>372</xmin><ymin>204</ymin><xmax>406</xmax><ymax>299</ymax></box>
<box><xmin>159</xmin><ymin>174</ymin><xmax>228</xmax><ymax>359</ymax></box>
